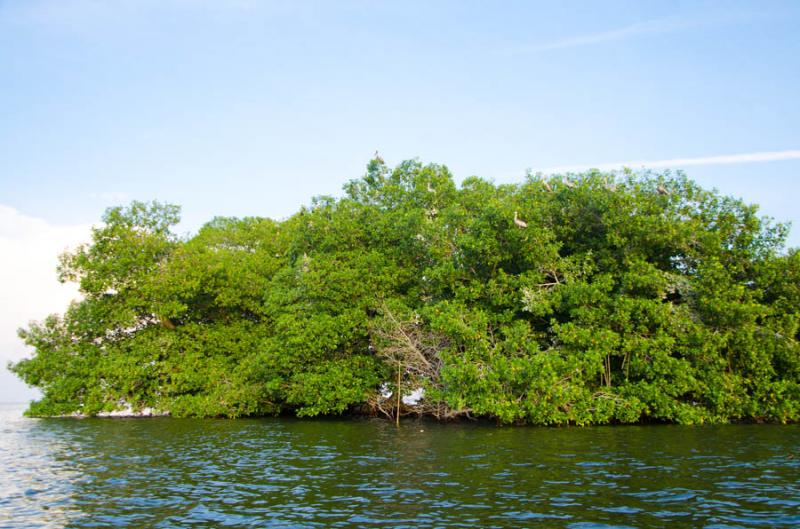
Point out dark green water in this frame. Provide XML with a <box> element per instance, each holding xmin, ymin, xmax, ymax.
<box><xmin>1</xmin><ymin>404</ymin><xmax>798</xmax><ymax>528</ymax></box>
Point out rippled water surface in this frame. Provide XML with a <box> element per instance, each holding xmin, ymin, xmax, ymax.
<box><xmin>1</xmin><ymin>403</ymin><xmax>799</xmax><ymax>528</ymax></box>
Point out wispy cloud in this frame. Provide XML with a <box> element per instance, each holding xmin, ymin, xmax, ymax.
<box><xmin>508</xmin><ymin>18</ymin><xmax>700</xmax><ymax>54</ymax></box>
<box><xmin>534</xmin><ymin>149</ymin><xmax>800</xmax><ymax>174</ymax></box>
<box><xmin>2</xmin><ymin>0</ymin><xmax>274</xmax><ymax>28</ymax></box>
<box><xmin>502</xmin><ymin>10</ymin><xmax>773</xmax><ymax>56</ymax></box>
<box><xmin>88</xmin><ymin>191</ymin><xmax>129</xmax><ymax>202</ymax></box>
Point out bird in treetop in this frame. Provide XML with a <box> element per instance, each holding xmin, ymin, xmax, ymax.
<box><xmin>374</xmin><ymin>150</ymin><xmax>385</xmax><ymax>164</ymax></box>
<box><xmin>657</xmin><ymin>184</ymin><xmax>669</xmax><ymax>195</ymax></box>
<box><xmin>514</xmin><ymin>211</ymin><xmax>528</xmax><ymax>228</ymax></box>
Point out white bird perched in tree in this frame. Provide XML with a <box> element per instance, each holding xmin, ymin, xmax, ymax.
<box><xmin>542</xmin><ymin>180</ymin><xmax>553</xmax><ymax>192</ymax></box>
<box><xmin>657</xmin><ymin>184</ymin><xmax>669</xmax><ymax>195</ymax></box>
<box><xmin>563</xmin><ymin>177</ymin><xmax>575</xmax><ymax>189</ymax></box>
<box><xmin>427</xmin><ymin>181</ymin><xmax>435</xmax><ymax>193</ymax></box>
<box><xmin>514</xmin><ymin>211</ymin><xmax>528</xmax><ymax>228</ymax></box>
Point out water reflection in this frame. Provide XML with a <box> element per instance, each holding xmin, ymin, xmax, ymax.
<box><xmin>1</xmin><ymin>404</ymin><xmax>798</xmax><ymax>528</ymax></box>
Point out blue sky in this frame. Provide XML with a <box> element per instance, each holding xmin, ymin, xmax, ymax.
<box><xmin>0</xmin><ymin>1</ymin><xmax>799</xmax><ymax>400</ymax></box>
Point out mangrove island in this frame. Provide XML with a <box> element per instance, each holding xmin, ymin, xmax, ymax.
<box><xmin>10</xmin><ymin>159</ymin><xmax>800</xmax><ymax>425</ymax></box>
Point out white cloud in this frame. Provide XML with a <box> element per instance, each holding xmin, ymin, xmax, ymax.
<box><xmin>0</xmin><ymin>206</ymin><xmax>91</xmax><ymax>402</ymax></box>
<box><xmin>533</xmin><ymin>149</ymin><xmax>800</xmax><ymax>174</ymax></box>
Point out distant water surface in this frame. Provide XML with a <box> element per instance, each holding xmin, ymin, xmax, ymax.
<box><xmin>1</xmin><ymin>403</ymin><xmax>798</xmax><ymax>528</ymax></box>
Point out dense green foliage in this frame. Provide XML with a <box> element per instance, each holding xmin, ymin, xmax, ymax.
<box><xmin>11</xmin><ymin>160</ymin><xmax>800</xmax><ymax>424</ymax></box>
